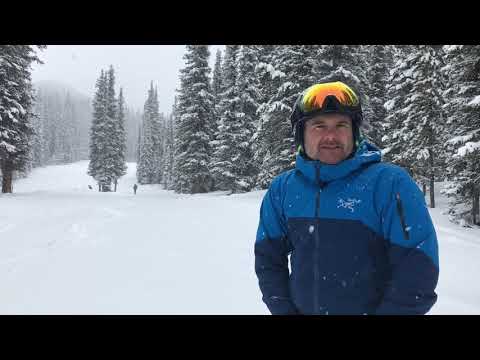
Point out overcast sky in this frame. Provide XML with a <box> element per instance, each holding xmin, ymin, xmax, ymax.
<box><xmin>31</xmin><ymin>45</ymin><xmax>225</xmax><ymax>115</ymax></box>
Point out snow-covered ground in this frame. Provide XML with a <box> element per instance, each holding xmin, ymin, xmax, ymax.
<box><xmin>0</xmin><ymin>161</ymin><xmax>479</xmax><ymax>314</ymax></box>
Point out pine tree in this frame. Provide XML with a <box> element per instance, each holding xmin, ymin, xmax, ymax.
<box><xmin>59</xmin><ymin>92</ymin><xmax>75</xmax><ymax>163</ymax></box>
<box><xmin>163</xmin><ymin>111</ymin><xmax>175</xmax><ymax>190</ymax></box>
<box><xmin>364</xmin><ymin>45</ymin><xmax>394</xmax><ymax>148</ymax></box>
<box><xmin>151</xmin><ymin>86</ymin><xmax>164</xmax><ymax>184</ymax></box>
<box><xmin>211</xmin><ymin>45</ymin><xmax>242</xmax><ymax>191</ymax></box>
<box><xmin>251</xmin><ymin>45</ymin><xmax>278</xmax><ymax>189</ymax></box>
<box><xmin>234</xmin><ymin>45</ymin><xmax>259</xmax><ymax>190</ymax></box>
<box><xmin>442</xmin><ymin>45</ymin><xmax>480</xmax><ymax>225</ymax></box>
<box><xmin>383</xmin><ymin>46</ymin><xmax>447</xmax><ymax>207</ymax></box>
<box><xmin>173</xmin><ymin>45</ymin><xmax>215</xmax><ymax>194</ymax></box>
<box><xmin>88</xmin><ymin>67</ymin><xmax>121</xmax><ymax>192</ymax></box>
<box><xmin>135</xmin><ymin>122</ymin><xmax>142</xmax><ymax>165</ymax></box>
<box><xmin>211</xmin><ymin>49</ymin><xmax>223</xmax><ymax>126</ymax></box>
<box><xmin>112</xmin><ymin>87</ymin><xmax>127</xmax><ymax>191</ymax></box>
<box><xmin>136</xmin><ymin>85</ymin><xmax>156</xmax><ymax>184</ymax></box>
<box><xmin>88</xmin><ymin>70</ymin><xmax>108</xmax><ymax>191</ymax></box>
<box><xmin>31</xmin><ymin>88</ymin><xmax>47</xmax><ymax>167</ymax></box>
<box><xmin>315</xmin><ymin>45</ymin><xmax>372</xmax><ymax>132</ymax></box>
<box><xmin>163</xmin><ymin>96</ymin><xmax>178</xmax><ymax>190</ymax></box>
<box><xmin>0</xmin><ymin>45</ymin><xmax>44</xmax><ymax>193</ymax></box>
<box><xmin>382</xmin><ymin>46</ymin><xmax>414</xmax><ymax>170</ymax></box>
<box><xmin>255</xmin><ymin>46</ymin><xmax>317</xmax><ymax>188</ymax></box>
<box><xmin>33</xmin><ymin>82</ymin><xmax>92</xmax><ymax>165</ymax></box>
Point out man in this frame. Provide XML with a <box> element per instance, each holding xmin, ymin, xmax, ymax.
<box><xmin>133</xmin><ymin>183</ymin><xmax>138</xmax><ymax>195</ymax></box>
<box><xmin>254</xmin><ymin>81</ymin><xmax>439</xmax><ymax>315</ymax></box>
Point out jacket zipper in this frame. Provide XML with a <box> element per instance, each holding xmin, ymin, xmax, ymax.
<box><xmin>395</xmin><ymin>192</ymin><xmax>410</xmax><ymax>240</ymax></box>
<box><xmin>314</xmin><ymin>165</ymin><xmax>321</xmax><ymax>314</ymax></box>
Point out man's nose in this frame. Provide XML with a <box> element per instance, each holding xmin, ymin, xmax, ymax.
<box><xmin>322</xmin><ymin>127</ymin><xmax>338</xmax><ymax>140</ymax></box>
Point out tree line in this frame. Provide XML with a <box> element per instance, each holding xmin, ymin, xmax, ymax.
<box><xmin>1</xmin><ymin>45</ymin><xmax>479</xmax><ymax>226</ymax></box>
<box><xmin>136</xmin><ymin>45</ymin><xmax>479</xmax><ymax>226</ymax></box>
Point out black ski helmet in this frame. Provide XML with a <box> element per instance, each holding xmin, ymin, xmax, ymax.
<box><xmin>290</xmin><ymin>81</ymin><xmax>363</xmax><ymax>156</ymax></box>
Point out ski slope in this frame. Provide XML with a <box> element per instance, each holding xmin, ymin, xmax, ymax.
<box><xmin>0</xmin><ymin>161</ymin><xmax>479</xmax><ymax>314</ymax></box>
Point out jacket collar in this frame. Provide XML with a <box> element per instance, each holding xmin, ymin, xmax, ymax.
<box><xmin>295</xmin><ymin>141</ymin><xmax>381</xmax><ymax>185</ymax></box>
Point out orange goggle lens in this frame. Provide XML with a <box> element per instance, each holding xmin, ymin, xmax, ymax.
<box><xmin>300</xmin><ymin>82</ymin><xmax>359</xmax><ymax>112</ymax></box>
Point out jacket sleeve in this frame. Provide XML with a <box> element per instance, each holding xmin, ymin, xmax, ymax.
<box><xmin>374</xmin><ymin>168</ymin><xmax>439</xmax><ymax>315</ymax></box>
<box><xmin>255</xmin><ymin>177</ymin><xmax>298</xmax><ymax>315</ymax></box>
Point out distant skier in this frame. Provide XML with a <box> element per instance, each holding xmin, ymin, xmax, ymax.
<box><xmin>88</xmin><ymin>185</ymin><xmax>93</xmax><ymax>190</ymax></box>
<box><xmin>133</xmin><ymin>183</ymin><xmax>138</xmax><ymax>195</ymax></box>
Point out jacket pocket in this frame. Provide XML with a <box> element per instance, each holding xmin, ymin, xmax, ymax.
<box><xmin>395</xmin><ymin>192</ymin><xmax>409</xmax><ymax>240</ymax></box>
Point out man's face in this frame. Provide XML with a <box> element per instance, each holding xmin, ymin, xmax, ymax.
<box><xmin>303</xmin><ymin>113</ymin><xmax>354</xmax><ymax>164</ymax></box>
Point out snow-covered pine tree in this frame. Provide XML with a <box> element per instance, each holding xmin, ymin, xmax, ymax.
<box><xmin>31</xmin><ymin>88</ymin><xmax>48</xmax><ymax>167</ymax></box>
<box><xmin>88</xmin><ymin>70</ymin><xmax>107</xmax><ymax>191</ymax></box>
<box><xmin>163</xmin><ymin>111</ymin><xmax>175</xmax><ymax>190</ymax></box>
<box><xmin>33</xmin><ymin>82</ymin><xmax>92</xmax><ymax>165</ymax></box>
<box><xmin>173</xmin><ymin>45</ymin><xmax>215</xmax><ymax>194</ymax></box>
<box><xmin>151</xmin><ymin>86</ymin><xmax>164</xmax><ymax>184</ymax></box>
<box><xmin>0</xmin><ymin>45</ymin><xmax>43</xmax><ymax>193</ymax></box>
<box><xmin>136</xmin><ymin>85</ymin><xmax>156</xmax><ymax>184</ymax></box>
<box><xmin>442</xmin><ymin>45</ymin><xmax>480</xmax><ymax>225</ymax></box>
<box><xmin>235</xmin><ymin>45</ymin><xmax>260</xmax><ymax>191</ymax></box>
<box><xmin>252</xmin><ymin>46</ymin><xmax>279</xmax><ymax>110</ymax></box>
<box><xmin>211</xmin><ymin>49</ymin><xmax>223</xmax><ymax>129</ymax></box>
<box><xmin>103</xmin><ymin>65</ymin><xmax>120</xmax><ymax>191</ymax></box>
<box><xmin>58</xmin><ymin>92</ymin><xmax>76</xmax><ymax>163</ymax></box>
<box><xmin>364</xmin><ymin>45</ymin><xmax>394</xmax><ymax>148</ymax></box>
<box><xmin>88</xmin><ymin>67</ymin><xmax>120</xmax><ymax>192</ymax></box>
<box><xmin>251</xmin><ymin>45</ymin><xmax>279</xmax><ymax>189</ymax></box>
<box><xmin>315</xmin><ymin>45</ymin><xmax>372</xmax><ymax>135</ymax></box>
<box><xmin>210</xmin><ymin>45</ymin><xmax>241</xmax><ymax>191</ymax></box>
<box><xmin>255</xmin><ymin>45</ymin><xmax>317</xmax><ymax>189</ymax></box>
<box><xmin>383</xmin><ymin>46</ymin><xmax>447</xmax><ymax>208</ymax></box>
<box><xmin>383</xmin><ymin>46</ymin><xmax>415</xmax><ymax>171</ymax></box>
<box><xmin>163</xmin><ymin>96</ymin><xmax>178</xmax><ymax>190</ymax></box>
<box><xmin>135</xmin><ymin>122</ymin><xmax>141</xmax><ymax>165</ymax></box>
<box><xmin>51</xmin><ymin>91</ymin><xmax>64</xmax><ymax>164</ymax></box>
<box><xmin>211</xmin><ymin>45</ymin><xmax>259</xmax><ymax>193</ymax></box>
<box><xmin>105</xmin><ymin>66</ymin><xmax>118</xmax><ymax>189</ymax></box>
<box><xmin>112</xmin><ymin>87</ymin><xmax>127</xmax><ymax>191</ymax></box>
<box><xmin>37</xmin><ymin>88</ymin><xmax>55</xmax><ymax>163</ymax></box>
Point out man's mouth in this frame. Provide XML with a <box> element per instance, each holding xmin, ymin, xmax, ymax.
<box><xmin>320</xmin><ymin>146</ymin><xmax>342</xmax><ymax>150</ymax></box>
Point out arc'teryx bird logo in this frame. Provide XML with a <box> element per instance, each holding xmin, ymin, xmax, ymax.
<box><xmin>337</xmin><ymin>198</ymin><xmax>362</xmax><ymax>213</ymax></box>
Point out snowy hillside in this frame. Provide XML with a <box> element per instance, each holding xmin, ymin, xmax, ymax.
<box><xmin>0</xmin><ymin>162</ymin><xmax>479</xmax><ymax>314</ymax></box>
<box><xmin>34</xmin><ymin>79</ymin><xmax>91</xmax><ymax>100</ymax></box>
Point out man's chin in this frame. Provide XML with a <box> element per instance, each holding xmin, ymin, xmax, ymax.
<box><xmin>316</xmin><ymin>150</ymin><xmax>346</xmax><ymax>164</ymax></box>
<box><xmin>319</xmin><ymin>158</ymin><xmax>343</xmax><ymax>165</ymax></box>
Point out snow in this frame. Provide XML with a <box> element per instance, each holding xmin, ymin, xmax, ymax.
<box><xmin>456</xmin><ymin>141</ymin><xmax>480</xmax><ymax>157</ymax></box>
<box><xmin>0</xmin><ymin>141</ymin><xmax>16</xmax><ymax>153</ymax></box>
<box><xmin>236</xmin><ymin>180</ymin><xmax>249</xmax><ymax>189</ymax></box>
<box><xmin>467</xmin><ymin>95</ymin><xmax>480</xmax><ymax>107</ymax></box>
<box><xmin>255</xmin><ymin>62</ymin><xmax>285</xmax><ymax>80</ymax></box>
<box><xmin>443</xmin><ymin>45</ymin><xmax>462</xmax><ymax>53</ymax></box>
<box><xmin>0</xmin><ymin>162</ymin><xmax>265</xmax><ymax>314</ymax></box>
<box><xmin>0</xmin><ymin>161</ymin><xmax>479</xmax><ymax>314</ymax></box>
<box><xmin>416</xmin><ymin>148</ymin><xmax>430</xmax><ymax>160</ymax></box>
<box><xmin>447</xmin><ymin>132</ymin><xmax>476</xmax><ymax>145</ymax></box>
<box><xmin>383</xmin><ymin>99</ymin><xmax>396</xmax><ymax>111</ymax></box>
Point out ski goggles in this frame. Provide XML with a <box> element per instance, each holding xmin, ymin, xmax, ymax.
<box><xmin>298</xmin><ymin>81</ymin><xmax>360</xmax><ymax>114</ymax></box>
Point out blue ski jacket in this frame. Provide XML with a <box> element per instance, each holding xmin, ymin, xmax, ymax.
<box><xmin>255</xmin><ymin>141</ymin><xmax>439</xmax><ymax>315</ymax></box>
